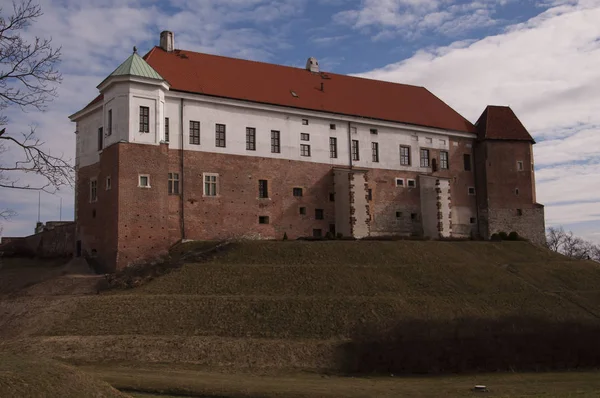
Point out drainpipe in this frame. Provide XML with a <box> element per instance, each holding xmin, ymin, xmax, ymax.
<box><xmin>180</xmin><ymin>98</ymin><xmax>186</xmax><ymax>240</ymax></box>
<box><xmin>347</xmin><ymin>122</ymin><xmax>353</xmax><ymax>169</ymax></box>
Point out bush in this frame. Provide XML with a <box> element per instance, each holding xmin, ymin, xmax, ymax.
<box><xmin>325</xmin><ymin>232</ymin><xmax>334</xmax><ymax>240</ymax></box>
<box><xmin>336</xmin><ymin>232</ymin><xmax>343</xmax><ymax>239</ymax></box>
<box><xmin>490</xmin><ymin>233</ymin><xmax>502</xmax><ymax>241</ymax></box>
<box><xmin>508</xmin><ymin>231</ymin><xmax>520</xmax><ymax>241</ymax></box>
<box><xmin>498</xmin><ymin>231</ymin><xmax>509</xmax><ymax>240</ymax></box>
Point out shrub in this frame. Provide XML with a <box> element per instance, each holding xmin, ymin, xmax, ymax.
<box><xmin>325</xmin><ymin>232</ymin><xmax>334</xmax><ymax>240</ymax></box>
<box><xmin>508</xmin><ymin>231</ymin><xmax>520</xmax><ymax>241</ymax></box>
<box><xmin>498</xmin><ymin>231</ymin><xmax>509</xmax><ymax>240</ymax></box>
<box><xmin>490</xmin><ymin>233</ymin><xmax>502</xmax><ymax>241</ymax></box>
<box><xmin>336</xmin><ymin>232</ymin><xmax>343</xmax><ymax>239</ymax></box>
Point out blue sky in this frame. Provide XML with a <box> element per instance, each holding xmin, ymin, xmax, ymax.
<box><xmin>1</xmin><ymin>0</ymin><xmax>599</xmax><ymax>243</ymax></box>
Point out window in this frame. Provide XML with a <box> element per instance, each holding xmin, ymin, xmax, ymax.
<box><xmin>139</xmin><ymin>106</ymin><xmax>149</xmax><ymax>133</ymax></box>
<box><xmin>351</xmin><ymin>127</ymin><xmax>357</xmax><ymax>135</ymax></box>
<box><xmin>293</xmin><ymin>187</ymin><xmax>303</xmax><ymax>197</ymax></box>
<box><xmin>330</xmin><ymin>124</ymin><xmax>336</xmax><ymax>130</ymax></box>
<box><xmin>215</xmin><ymin>124</ymin><xmax>226</xmax><ymax>147</ymax></box>
<box><xmin>440</xmin><ymin>151</ymin><xmax>449</xmax><ymax>169</ymax></box>
<box><xmin>329</xmin><ymin>193</ymin><xmax>335</xmax><ymax>202</ymax></box>
<box><xmin>271</xmin><ymin>130</ymin><xmax>280</xmax><ymax>153</ymax></box>
<box><xmin>315</xmin><ymin>209</ymin><xmax>324</xmax><ymax>220</ymax></box>
<box><xmin>190</xmin><ymin>121</ymin><xmax>200</xmax><ymax>145</ymax></box>
<box><xmin>420</xmin><ymin>149</ymin><xmax>430</xmax><ymax>167</ymax></box>
<box><xmin>246</xmin><ymin>127</ymin><xmax>256</xmax><ymax>151</ymax></box>
<box><xmin>258</xmin><ymin>179</ymin><xmax>268</xmax><ymax>198</ymax></box>
<box><xmin>313</xmin><ymin>229</ymin><xmax>322</xmax><ymax>238</ymax></box>
<box><xmin>425</xmin><ymin>137</ymin><xmax>432</xmax><ymax>144</ymax></box>
<box><xmin>367</xmin><ymin>189</ymin><xmax>373</xmax><ymax>201</ymax></box>
<box><xmin>464</xmin><ymin>154</ymin><xmax>472</xmax><ymax>171</ymax></box>
<box><xmin>259</xmin><ymin>216</ymin><xmax>270</xmax><ymax>224</ymax></box>
<box><xmin>396</xmin><ymin>178</ymin><xmax>404</xmax><ymax>187</ymax></box>
<box><xmin>468</xmin><ymin>187</ymin><xmax>476</xmax><ymax>195</ymax></box>
<box><xmin>301</xmin><ymin>133</ymin><xmax>310</xmax><ymax>141</ymax></box>
<box><xmin>396</xmin><ymin>211</ymin><xmax>402</xmax><ymax>218</ymax></box>
<box><xmin>515</xmin><ymin>188</ymin><xmax>520</xmax><ymax>196</ymax></box>
<box><xmin>411</xmin><ymin>213</ymin><xmax>418</xmax><ymax>221</ymax></box>
<box><xmin>370</xmin><ymin>128</ymin><xmax>378</xmax><ymax>135</ymax></box>
<box><xmin>164</xmin><ymin>118</ymin><xmax>169</xmax><ymax>143</ymax></box>
<box><xmin>470</xmin><ymin>217</ymin><xmax>476</xmax><ymax>224</ymax></box>
<box><xmin>400</xmin><ymin>146</ymin><xmax>411</xmax><ymax>166</ymax></box>
<box><xmin>517</xmin><ymin>209</ymin><xmax>523</xmax><ymax>216</ymax></box>
<box><xmin>90</xmin><ymin>179</ymin><xmax>97</xmax><ymax>202</ymax></box>
<box><xmin>407</xmin><ymin>179</ymin><xmax>416</xmax><ymax>188</ymax></box>
<box><xmin>517</xmin><ymin>161</ymin><xmax>524</xmax><ymax>171</ymax></box>
<box><xmin>352</xmin><ymin>140</ymin><xmax>359</xmax><ymax>161</ymax></box>
<box><xmin>299</xmin><ymin>207</ymin><xmax>306</xmax><ymax>215</ymax></box>
<box><xmin>439</xmin><ymin>139</ymin><xmax>446</xmax><ymax>145</ymax></box>
<box><xmin>168</xmin><ymin>173</ymin><xmax>180</xmax><ymax>195</ymax></box>
<box><xmin>139</xmin><ymin>175</ymin><xmax>150</xmax><ymax>188</ymax></box>
<box><xmin>411</xmin><ymin>134</ymin><xmax>418</xmax><ymax>141</ymax></box>
<box><xmin>330</xmin><ymin>137</ymin><xmax>338</xmax><ymax>158</ymax></box>
<box><xmin>107</xmin><ymin>109</ymin><xmax>112</xmax><ymax>135</ymax></box>
<box><xmin>97</xmin><ymin>127</ymin><xmax>103</xmax><ymax>151</ymax></box>
<box><xmin>302</xmin><ymin>119</ymin><xmax>309</xmax><ymax>125</ymax></box>
<box><xmin>105</xmin><ymin>176</ymin><xmax>111</xmax><ymax>191</ymax></box>
<box><xmin>203</xmin><ymin>173</ymin><xmax>218</xmax><ymax>196</ymax></box>
<box><xmin>372</xmin><ymin>142</ymin><xmax>379</xmax><ymax>162</ymax></box>
<box><xmin>329</xmin><ymin>224</ymin><xmax>336</xmax><ymax>234</ymax></box>
<box><xmin>300</xmin><ymin>144</ymin><xmax>311</xmax><ymax>157</ymax></box>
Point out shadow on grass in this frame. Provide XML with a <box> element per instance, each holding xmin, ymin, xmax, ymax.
<box><xmin>337</xmin><ymin>316</ymin><xmax>600</xmax><ymax>375</ymax></box>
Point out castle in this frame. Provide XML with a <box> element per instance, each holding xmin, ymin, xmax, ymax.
<box><xmin>69</xmin><ymin>31</ymin><xmax>545</xmax><ymax>271</ymax></box>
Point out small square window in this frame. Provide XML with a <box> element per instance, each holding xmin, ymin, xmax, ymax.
<box><xmin>313</xmin><ymin>229</ymin><xmax>322</xmax><ymax>238</ymax></box>
<box><xmin>411</xmin><ymin>134</ymin><xmax>418</xmax><ymax>141</ymax></box>
<box><xmin>515</xmin><ymin>188</ymin><xmax>520</xmax><ymax>196</ymax></box>
<box><xmin>411</xmin><ymin>213</ymin><xmax>418</xmax><ymax>221</ymax></box>
<box><xmin>299</xmin><ymin>207</ymin><xmax>306</xmax><ymax>215</ymax></box>
<box><xmin>293</xmin><ymin>187</ymin><xmax>303</xmax><ymax>197</ymax></box>
<box><xmin>259</xmin><ymin>216</ymin><xmax>270</xmax><ymax>224</ymax></box>
<box><xmin>470</xmin><ymin>217</ymin><xmax>476</xmax><ymax>224</ymax></box>
<box><xmin>300</xmin><ymin>144</ymin><xmax>311</xmax><ymax>157</ymax></box>
<box><xmin>139</xmin><ymin>175</ymin><xmax>150</xmax><ymax>188</ymax></box>
<box><xmin>329</xmin><ymin>193</ymin><xmax>335</xmax><ymax>202</ymax></box>
<box><xmin>407</xmin><ymin>179</ymin><xmax>416</xmax><ymax>188</ymax></box>
<box><xmin>395</xmin><ymin>178</ymin><xmax>404</xmax><ymax>187</ymax></box>
<box><xmin>301</xmin><ymin>133</ymin><xmax>310</xmax><ymax>141</ymax></box>
<box><xmin>468</xmin><ymin>187</ymin><xmax>476</xmax><ymax>195</ymax></box>
<box><xmin>351</xmin><ymin>127</ymin><xmax>357</xmax><ymax>135</ymax></box>
<box><xmin>370</xmin><ymin>128</ymin><xmax>378</xmax><ymax>134</ymax></box>
<box><xmin>105</xmin><ymin>176</ymin><xmax>111</xmax><ymax>190</ymax></box>
<box><xmin>425</xmin><ymin>137</ymin><xmax>432</xmax><ymax>144</ymax></box>
<box><xmin>330</xmin><ymin>124</ymin><xmax>336</xmax><ymax>130</ymax></box>
<box><xmin>517</xmin><ymin>161</ymin><xmax>524</xmax><ymax>171</ymax></box>
<box><xmin>396</xmin><ymin>211</ymin><xmax>402</xmax><ymax>218</ymax></box>
<box><xmin>439</xmin><ymin>139</ymin><xmax>446</xmax><ymax>145</ymax></box>
<box><xmin>302</xmin><ymin>119</ymin><xmax>309</xmax><ymax>125</ymax></box>
<box><xmin>517</xmin><ymin>209</ymin><xmax>523</xmax><ymax>216</ymax></box>
<box><xmin>367</xmin><ymin>189</ymin><xmax>373</xmax><ymax>201</ymax></box>
<box><xmin>315</xmin><ymin>209</ymin><xmax>324</xmax><ymax>220</ymax></box>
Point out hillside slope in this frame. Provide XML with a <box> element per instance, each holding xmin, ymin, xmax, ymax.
<box><xmin>2</xmin><ymin>241</ymin><xmax>600</xmax><ymax>374</ymax></box>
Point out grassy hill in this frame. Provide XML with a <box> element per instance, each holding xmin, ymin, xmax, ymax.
<box><xmin>2</xmin><ymin>241</ymin><xmax>600</xmax><ymax>375</ymax></box>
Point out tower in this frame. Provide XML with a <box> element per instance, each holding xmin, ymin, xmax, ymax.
<box><xmin>474</xmin><ymin>106</ymin><xmax>545</xmax><ymax>245</ymax></box>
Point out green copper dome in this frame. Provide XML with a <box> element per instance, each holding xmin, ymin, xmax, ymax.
<box><xmin>107</xmin><ymin>49</ymin><xmax>164</xmax><ymax>81</ymax></box>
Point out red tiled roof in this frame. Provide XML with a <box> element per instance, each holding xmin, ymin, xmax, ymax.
<box><xmin>143</xmin><ymin>47</ymin><xmax>476</xmax><ymax>134</ymax></box>
<box><xmin>475</xmin><ymin>106</ymin><xmax>534</xmax><ymax>142</ymax></box>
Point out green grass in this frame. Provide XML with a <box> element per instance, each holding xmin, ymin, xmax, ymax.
<box><xmin>80</xmin><ymin>363</ymin><xmax>600</xmax><ymax>398</ymax></box>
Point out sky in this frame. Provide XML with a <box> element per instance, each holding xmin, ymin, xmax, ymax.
<box><xmin>1</xmin><ymin>0</ymin><xmax>599</xmax><ymax>243</ymax></box>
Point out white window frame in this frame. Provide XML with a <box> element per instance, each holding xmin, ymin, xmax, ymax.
<box><xmin>407</xmin><ymin>179</ymin><xmax>416</xmax><ymax>188</ymax></box>
<box><xmin>395</xmin><ymin>178</ymin><xmax>405</xmax><ymax>187</ymax></box>
<box><xmin>138</xmin><ymin>174</ymin><xmax>151</xmax><ymax>188</ymax></box>
<box><xmin>90</xmin><ymin>178</ymin><xmax>98</xmax><ymax>202</ymax></box>
<box><xmin>105</xmin><ymin>176</ymin><xmax>111</xmax><ymax>190</ymax></box>
<box><xmin>203</xmin><ymin>172</ymin><xmax>219</xmax><ymax>197</ymax></box>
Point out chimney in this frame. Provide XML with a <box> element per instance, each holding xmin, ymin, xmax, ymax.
<box><xmin>305</xmin><ymin>57</ymin><xmax>319</xmax><ymax>73</ymax></box>
<box><xmin>160</xmin><ymin>31</ymin><xmax>174</xmax><ymax>52</ymax></box>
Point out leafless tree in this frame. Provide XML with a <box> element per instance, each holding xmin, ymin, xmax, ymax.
<box><xmin>546</xmin><ymin>226</ymin><xmax>600</xmax><ymax>262</ymax></box>
<box><xmin>0</xmin><ymin>1</ymin><xmax>71</xmax><ymax>221</ymax></box>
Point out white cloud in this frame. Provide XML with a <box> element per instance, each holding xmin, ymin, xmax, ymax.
<box><xmin>357</xmin><ymin>0</ymin><xmax>600</xmax><ymax>236</ymax></box>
